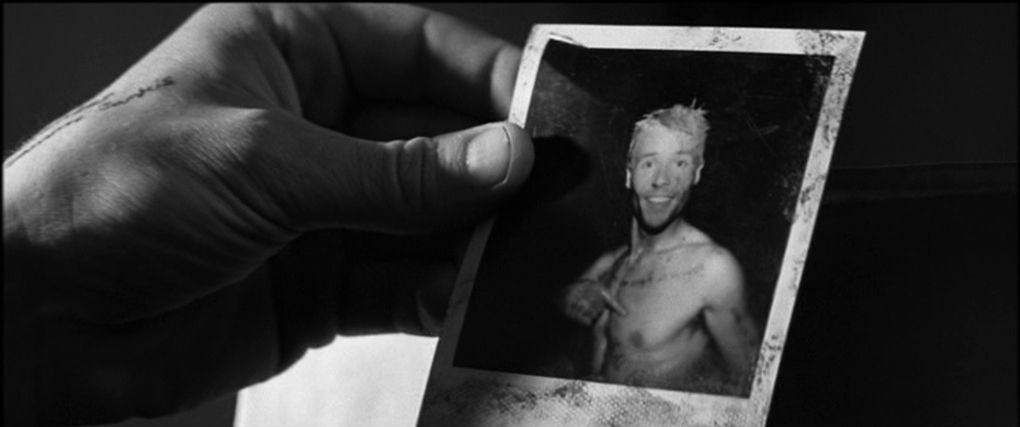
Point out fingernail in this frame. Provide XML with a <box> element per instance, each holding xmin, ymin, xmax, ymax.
<box><xmin>465</xmin><ymin>124</ymin><xmax>512</xmax><ymax>188</ymax></box>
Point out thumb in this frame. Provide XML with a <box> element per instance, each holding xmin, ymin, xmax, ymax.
<box><xmin>264</xmin><ymin>117</ymin><xmax>534</xmax><ymax>233</ymax></box>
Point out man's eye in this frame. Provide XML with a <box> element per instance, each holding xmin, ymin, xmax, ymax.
<box><xmin>641</xmin><ymin>161</ymin><xmax>653</xmax><ymax>169</ymax></box>
<box><xmin>676</xmin><ymin>160</ymin><xmax>687</xmax><ymax>167</ymax></box>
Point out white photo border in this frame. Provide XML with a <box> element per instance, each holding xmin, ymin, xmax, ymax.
<box><xmin>417</xmin><ymin>25</ymin><xmax>865</xmax><ymax>427</ymax></box>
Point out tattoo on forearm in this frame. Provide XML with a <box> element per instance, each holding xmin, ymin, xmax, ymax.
<box><xmin>4</xmin><ymin>76</ymin><xmax>176</xmax><ymax>168</ymax></box>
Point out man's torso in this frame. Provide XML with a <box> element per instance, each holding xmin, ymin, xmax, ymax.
<box><xmin>593</xmin><ymin>240</ymin><xmax>722</xmax><ymax>389</ymax></box>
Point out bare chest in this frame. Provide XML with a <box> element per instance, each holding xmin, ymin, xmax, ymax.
<box><xmin>605</xmin><ymin>250</ymin><xmax>709</xmax><ymax>346</ymax></box>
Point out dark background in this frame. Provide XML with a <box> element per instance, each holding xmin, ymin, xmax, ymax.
<box><xmin>3</xmin><ymin>3</ymin><xmax>1015</xmax><ymax>427</ymax></box>
<box><xmin>454</xmin><ymin>42</ymin><xmax>832</xmax><ymax>398</ymax></box>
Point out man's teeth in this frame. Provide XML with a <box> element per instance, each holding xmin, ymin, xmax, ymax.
<box><xmin>649</xmin><ymin>197</ymin><xmax>671</xmax><ymax>203</ymax></box>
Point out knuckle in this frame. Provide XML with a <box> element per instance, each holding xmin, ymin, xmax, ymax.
<box><xmin>194</xmin><ymin>108</ymin><xmax>278</xmax><ymax>172</ymax></box>
<box><xmin>388</xmin><ymin>136</ymin><xmax>438</xmax><ymax>229</ymax></box>
<box><xmin>220</xmin><ymin>106</ymin><xmax>278</xmax><ymax>134</ymax></box>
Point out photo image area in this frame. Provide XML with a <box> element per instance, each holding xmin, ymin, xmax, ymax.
<box><xmin>453</xmin><ymin>38</ymin><xmax>834</xmax><ymax>397</ymax></box>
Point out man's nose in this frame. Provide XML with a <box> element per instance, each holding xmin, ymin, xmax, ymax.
<box><xmin>652</xmin><ymin>169</ymin><xmax>670</xmax><ymax>188</ymax></box>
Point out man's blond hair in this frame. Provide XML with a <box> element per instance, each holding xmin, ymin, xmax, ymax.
<box><xmin>628</xmin><ymin>103</ymin><xmax>710</xmax><ymax>164</ymax></box>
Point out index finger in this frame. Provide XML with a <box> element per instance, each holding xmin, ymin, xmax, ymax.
<box><xmin>599</xmin><ymin>289</ymin><xmax>629</xmax><ymax>316</ymax></box>
<box><xmin>266</xmin><ymin>3</ymin><xmax>520</xmax><ymax>121</ymax></box>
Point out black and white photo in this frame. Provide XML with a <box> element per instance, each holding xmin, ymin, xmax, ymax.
<box><xmin>418</xmin><ymin>25</ymin><xmax>864</xmax><ymax>427</ymax></box>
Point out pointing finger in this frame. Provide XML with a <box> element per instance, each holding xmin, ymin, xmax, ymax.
<box><xmin>600</xmin><ymin>289</ymin><xmax>628</xmax><ymax>316</ymax></box>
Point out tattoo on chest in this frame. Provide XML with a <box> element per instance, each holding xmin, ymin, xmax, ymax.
<box><xmin>620</xmin><ymin>274</ymin><xmax>654</xmax><ymax>288</ymax></box>
<box><xmin>614</xmin><ymin>257</ymin><xmax>706</xmax><ymax>289</ymax></box>
<box><xmin>4</xmin><ymin>76</ymin><xmax>176</xmax><ymax>168</ymax></box>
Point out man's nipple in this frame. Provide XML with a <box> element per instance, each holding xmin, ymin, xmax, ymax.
<box><xmin>628</xmin><ymin>331</ymin><xmax>646</xmax><ymax>348</ymax></box>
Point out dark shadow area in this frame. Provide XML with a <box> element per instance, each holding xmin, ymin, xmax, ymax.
<box><xmin>510</xmin><ymin>135</ymin><xmax>591</xmax><ymax>206</ymax></box>
<box><xmin>98</xmin><ymin>395</ymin><xmax>236</xmax><ymax>427</ymax></box>
<box><xmin>768</xmin><ymin>188</ymin><xmax>1017</xmax><ymax>427</ymax></box>
<box><xmin>453</xmin><ymin>135</ymin><xmax>593</xmax><ymax>376</ymax></box>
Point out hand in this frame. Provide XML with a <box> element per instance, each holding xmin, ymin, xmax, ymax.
<box><xmin>3</xmin><ymin>4</ymin><xmax>533</xmax><ymax>425</ymax></box>
<box><xmin>561</xmin><ymin>279</ymin><xmax>628</xmax><ymax>325</ymax></box>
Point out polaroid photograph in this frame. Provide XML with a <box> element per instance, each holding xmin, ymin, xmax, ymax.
<box><xmin>417</xmin><ymin>25</ymin><xmax>864</xmax><ymax>427</ymax></box>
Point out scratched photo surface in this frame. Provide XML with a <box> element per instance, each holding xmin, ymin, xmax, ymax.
<box><xmin>452</xmin><ymin>39</ymin><xmax>833</xmax><ymax>397</ymax></box>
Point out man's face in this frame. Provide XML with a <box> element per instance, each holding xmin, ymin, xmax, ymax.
<box><xmin>627</xmin><ymin>125</ymin><xmax>704</xmax><ymax>234</ymax></box>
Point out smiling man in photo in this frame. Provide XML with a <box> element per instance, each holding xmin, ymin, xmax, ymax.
<box><xmin>560</xmin><ymin>103</ymin><xmax>760</xmax><ymax>394</ymax></box>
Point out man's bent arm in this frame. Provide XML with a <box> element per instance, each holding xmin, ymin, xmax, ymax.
<box><xmin>701</xmin><ymin>251</ymin><xmax>759</xmax><ymax>381</ymax></box>
<box><xmin>559</xmin><ymin>247</ymin><xmax>627</xmax><ymax>324</ymax></box>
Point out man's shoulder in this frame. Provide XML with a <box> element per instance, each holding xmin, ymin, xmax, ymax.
<box><xmin>679</xmin><ymin>225</ymin><xmax>739</xmax><ymax>269</ymax></box>
<box><xmin>695</xmin><ymin>242</ymin><xmax>745</xmax><ymax>297</ymax></box>
<box><xmin>596</xmin><ymin>245</ymin><xmax>629</xmax><ymax>266</ymax></box>
<box><xmin>585</xmin><ymin>245</ymin><xmax>629</xmax><ymax>276</ymax></box>
<box><xmin>700</xmin><ymin>242</ymin><xmax>740</xmax><ymax>271</ymax></box>
<box><xmin>661</xmin><ymin>243</ymin><xmax>737</xmax><ymax>276</ymax></box>
<box><xmin>607</xmin><ymin>245</ymin><xmax>629</xmax><ymax>260</ymax></box>
<box><xmin>666</xmin><ymin>229</ymin><xmax>743</xmax><ymax>285</ymax></box>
